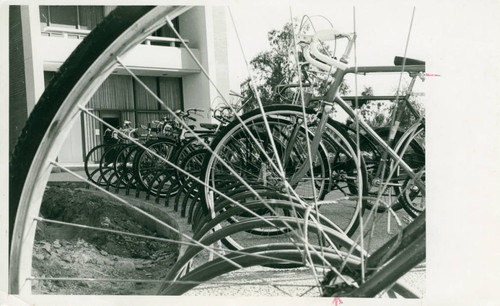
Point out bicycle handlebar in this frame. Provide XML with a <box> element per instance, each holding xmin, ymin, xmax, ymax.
<box><xmin>310</xmin><ymin>41</ymin><xmax>349</xmax><ymax>70</ymax></box>
<box><xmin>300</xmin><ymin>29</ymin><xmax>354</xmax><ymax>72</ymax></box>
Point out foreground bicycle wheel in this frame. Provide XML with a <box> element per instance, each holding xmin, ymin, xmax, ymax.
<box><xmin>9</xmin><ymin>6</ymin><xmax>183</xmax><ymax>294</ymax></box>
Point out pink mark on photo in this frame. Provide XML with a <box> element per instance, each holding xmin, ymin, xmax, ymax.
<box><xmin>425</xmin><ymin>73</ymin><xmax>441</xmax><ymax>77</ymax></box>
<box><xmin>332</xmin><ymin>297</ymin><xmax>343</xmax><ymax>305</ymax></box>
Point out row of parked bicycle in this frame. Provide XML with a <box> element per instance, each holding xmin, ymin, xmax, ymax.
<box><xmin>84</xmin><ymin>107</ymin><xmax>231</xmax><ymax>222</ymax></box>
<box><xmin>85</xmin><ymin>104</ymin><xmax>424</xmax><ymax>240</ymax></box>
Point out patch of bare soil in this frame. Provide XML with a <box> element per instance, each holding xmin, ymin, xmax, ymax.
<box><xmin>32</xmin><ymin>186</ymin><xmax>179</xmax><ymax>295</ymax></box>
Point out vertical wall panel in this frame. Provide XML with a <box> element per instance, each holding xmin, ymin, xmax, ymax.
<box><xmin>158</xmin><ymin>78</ymin><xmax>183</xmax><ymax>111</ymax></box>
<box><xmin>88</xmin><ymin>75</ymin><xmax>134</xmax><ymax>109</ymax></box>
<box><xmin>134</xmin><ymin>76</ymin><xmax>159</xmax><ymax>110</ymax></box>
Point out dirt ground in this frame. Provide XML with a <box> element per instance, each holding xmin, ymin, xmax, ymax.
<box><xmin>32</xmin><ymin>186</ymin><xmax>179</xmax><ymax>295</ymax></box>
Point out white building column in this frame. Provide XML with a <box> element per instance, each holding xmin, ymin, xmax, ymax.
<box><xmin>180</xmin><ymin>6</ymin><xmax>230</xmax><ymax>124</ymax></box>
<box><xmin>211</xmin><ymin>6</ymin><xmax>230</xmax><ymax>104</ymax></box>
<box><xmin>20</xmin><ymin>4</ymin><xmax>44</xmax><ymax>115</ymax></box>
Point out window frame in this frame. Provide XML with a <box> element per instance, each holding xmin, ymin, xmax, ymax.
<box><xmin>39</xmin><ymin>5</ymin><xmax>105</xmax><ymax>31</ymax></box>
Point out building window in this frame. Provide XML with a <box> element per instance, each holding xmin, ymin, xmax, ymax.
<box><xmin>39</xmin><ymin>5</ymin><xmax>104</xmax><ymax>32</ymax></box>
<box><xmin>39</xmin><ymin>5</ymin><xmax>49</xmax><ymax>30</ymax></box>
<box><xmin>152</xmin><ymin>18</ymin><xmax>179</xmax><ymax>38</ymax></box>
<box><xmin>49</xmin><ymin>6</ymin><xmax>78</xmax><ymax>29</ymax></box>
<box><xmin>39</xmin><ymin>6</ymin><xmax>179</xmax><ymax>44</ymax></box>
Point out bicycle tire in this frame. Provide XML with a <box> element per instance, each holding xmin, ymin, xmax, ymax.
<box><xmin>159</xmin><ymin>243</ymin><xmax>362</xmax><ymax>296</ymax></box>
<box><xmin>99</xmin><ymin>143</ymin><xmax>128</xmax><ymax>188</ymax></box>
<box><xmin>113</xmin><ymin>143</ymin><xmax>138</xmax><ymax>187</ymax></box>
<box><xmin>84</xmin><ymin>143</ymin><xmax>114</xmax><ymax>186</ymax></box>
<box><xmin>161</xmin><ymin>241</ymin><xmax>416</xmax><ymax>297</ymax></box>
<box><xmin>163</xmin><ymin>216</ymin><xmax>362</xmax><ymax>285</ymax></box>
<box><xmin>200</xmin><ymin>104</ymin><xmax>367</xmax><ymax>237</ymax></box>
<box><xmin>132</xmin><ymin>138</ymin><xmax>177</xmax><ymax>193</ymax></box>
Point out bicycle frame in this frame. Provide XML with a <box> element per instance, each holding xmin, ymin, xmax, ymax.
<box><xmin>289</xmin><ymin>64</ymin><xmax>425</xmax><ymax>192</ymax></box>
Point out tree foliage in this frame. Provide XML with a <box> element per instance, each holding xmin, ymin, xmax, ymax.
<box><xmin>357</xmin><ymin>86</ymin><xmax>425</xmax><ymax>128</ymax></box>
<box><xmin>239</xmin><ymin>21</ymin><xmax>349</xmax><ymax>112</ymax></box>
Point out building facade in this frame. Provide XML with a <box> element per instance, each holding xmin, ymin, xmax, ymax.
<box><xmin>9</xmin><ymin>5</ymin><xmax>230</xmax><ymax>165</ymax></box>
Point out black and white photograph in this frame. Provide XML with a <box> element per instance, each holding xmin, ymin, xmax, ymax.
<box><xmin>1</xmin><ymin>1</ymin><xmax>499</xmax><ymax>305</ymax></box>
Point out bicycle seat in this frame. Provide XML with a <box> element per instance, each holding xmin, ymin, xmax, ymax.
<box><xmin>394</xmin><ymin>56</ymin><xmax>425</xmax><ymax>66</ymax></box>
<box><xmin>200</xmin><ymin>123</ymin><xmax>218</xmax><ymax>130</ymax></box>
